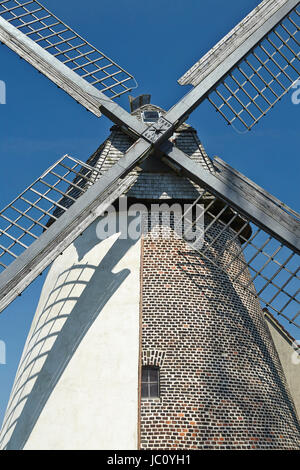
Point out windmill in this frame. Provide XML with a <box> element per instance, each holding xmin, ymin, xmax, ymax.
<box><xmin>0</xmin><ymin>0</ymin><xmax>299</xmax><ymax>450</ymax></box>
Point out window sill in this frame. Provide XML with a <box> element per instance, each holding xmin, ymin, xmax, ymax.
<box><xmin>141</xmin><ymin>397</ymin><xmax>162</xmax><ymax>403</ymax></box>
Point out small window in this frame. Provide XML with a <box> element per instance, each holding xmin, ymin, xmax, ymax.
<box><xmin>141</xmin><ymin>366</ymin><xmax>160</xmax><ymax>398</ymax></box>
<box><xmin>142</xmin><ymin>111</ymin><xmax>160</xmax><ymax>123</ymax></box>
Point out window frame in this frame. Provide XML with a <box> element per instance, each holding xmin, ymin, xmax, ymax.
<box><xmin>142</xmin><ymin>110</ymin><xmax>160</xmax><ymax>123</ymax></box>
<box><xmin>141</xmin><ymin>365</ymin><xmax>160</xmax><ymax>399</ymax></box>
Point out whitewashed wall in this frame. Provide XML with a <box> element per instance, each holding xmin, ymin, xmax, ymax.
<box><xmin>0</xmin><ymin>215</ymin><xmax>141</xmax><ymax>450</ymax></box>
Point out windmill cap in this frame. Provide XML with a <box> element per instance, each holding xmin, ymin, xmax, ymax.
<box><xmin>129</xmin><ymin>94</ymin><xmax>151</xmax><ymax>112</ymax></box>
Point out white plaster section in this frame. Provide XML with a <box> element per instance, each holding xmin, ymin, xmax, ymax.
<box><xmin>265</xmin><ymin>316</ymin><xmax>300</xmax><ymax>421</ymax></box>
<box><xmin>0</xmin><ymin>216</ymin><xmax>141</xmax><ymax>450</ymax></box>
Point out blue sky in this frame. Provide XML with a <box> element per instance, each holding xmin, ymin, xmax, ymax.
<box><xmin>0</xmin><ymin>0</ymin><xmax>299</xmax><ymax>426</ymax></box>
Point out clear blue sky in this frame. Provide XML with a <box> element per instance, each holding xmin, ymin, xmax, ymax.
<box><xmin>0</xmin><ymin>0</ymin><xmax>299</xmax><ymax>425</ymax></box>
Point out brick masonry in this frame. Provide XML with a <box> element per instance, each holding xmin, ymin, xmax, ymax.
<box><xmin>139</xmin><ymin>213</ymin><xmax>300</xmax><ymax>450</ymax></box>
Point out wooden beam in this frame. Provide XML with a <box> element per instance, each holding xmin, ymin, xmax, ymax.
<box><xmin>178</xmin><ymin>0</ymin><xmax>299</xmax><ymax>87</ymax></box>
<box><xmin>167</xmin><ymin>0</ymin><xmax>299</xmax><ymax>126</ymax></box>
<box><xmin>161</xmin><ymin>142</ymin><xmax>300</xmax><ymax>253</ymax></box>
<box><xmin>0</xmin><ymin>16</ymin><xmax>146</xmax><ymax>138</ymax></box>
<box><xmin>0</xmin><ymin>138</ymin><xmax>151</xmax><ymax>314</ymax></box>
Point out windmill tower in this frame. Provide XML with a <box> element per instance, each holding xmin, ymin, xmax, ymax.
<box><xmin>0</xmin><ymin>0</ymin><xmax>299</xmax><ymax>450</ymax></box>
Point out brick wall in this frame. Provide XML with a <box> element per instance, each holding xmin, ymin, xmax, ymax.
<box><xmin>139</xmin><ymin>213</ymin><xmax>300</xmax><ymax>450</ymax></box>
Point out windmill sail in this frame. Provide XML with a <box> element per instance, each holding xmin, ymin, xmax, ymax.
<box><xmin>0</xmin><ymin>0</ymin><xmax>136</xmax><ymax>101</ymax></box>
<box><xmin>162</xmin><ymin>143</ymin><xmax>300</xmax><ymax>329</ymax></box>
<box><xmin>0</xmin><ymin>155</ymin><xmax>105</xmax><ymax>271</ymax></box>
<box><xmin>176</xmin><ymin>163</ymin><xmax>300</xmax><ymax>329</ymax></box>
<box><xmin>0</xmin><ymin>0</ymin><xmax>145</xmax><ymax>136</ymax></box>
<box><xmin>0</xmin><ymin>151</ymin><xmax>142</xmax><ymax>314</ymax></box>
<box><xmin>178</xmin><ymin>0</ymin><xmax>300</xmax><ymax>131</ymax></box>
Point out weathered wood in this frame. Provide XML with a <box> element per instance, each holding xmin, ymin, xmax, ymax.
<box><xmin>0</xmin><ymin>138</ymin><xmax>151</xmax><ymax>314</ymax></box>
<box><xmin>0</xmin><ymin>17</ymin><xmax>146</xmax><ymax>138</ymax></box>
<box><xmin>161</xmin><ymin>142</ymin><xmax>300</xmax><ymax>253</ymax></box>
<box><xmin>213</xmin><ymin>157</ymin><xmax>300</xmax><ymax>234</ymax></box>
<box><xmin>178</xmin><ymin>0</ymin><xmax>298</xmax><ymax>87</ymax></box>
<box><xmin>167</xmin><ymin>0</ymin><xmax>299</xmax><ymax>127</ymax></box>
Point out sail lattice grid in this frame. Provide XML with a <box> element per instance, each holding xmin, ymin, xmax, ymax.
<box><xmin>180</xmin><ymin>190</ymin><xmax>300</xmax><ymax>329</ymax></box>
<box><xmin>0</xmin><ymin>155</ymin><xmax>102</xmax><ymax>271</ymax></box>
<box><xmin>0</xmin><ymin>0</ymin><xmax>136</xmax><ymax>99</ymax></box>
<box><xmin>208</xmin><ymin>3</ymin><xmax>300</xmax><ymax>131</ymax></box>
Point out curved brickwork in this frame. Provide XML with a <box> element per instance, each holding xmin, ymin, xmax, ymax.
<box><xmin>140</xmin><ymin>214</ymin><xmax>300</xmax><ymax>450</ymax></box>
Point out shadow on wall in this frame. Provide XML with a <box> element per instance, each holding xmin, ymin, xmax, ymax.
<box><xmin>0</xmin><ymin>215</ymin><xmax>139</xmax><ymax>450</ymax></box>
